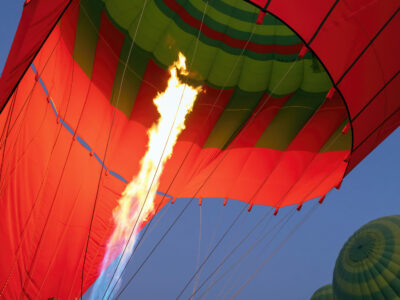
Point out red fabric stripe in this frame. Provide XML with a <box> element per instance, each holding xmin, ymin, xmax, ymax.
<box><xmin>249</xmin><ymin>0</ymin><xmax>269</xmax><ymax>9</ymax></box>
<box><xmin>173</xmin><ymin>147</ymin><xmax>347</xmax><ymax>208</ymax></box>
<box><xmin>256</xmin><ymin>10</ymin><xmax>266</xmax><ymax>25</ymax></box>
<box><xmin>59</xmin><ymin>0</ymin><xmax>80</xmax><ymax>54</ymax></box>
<box><xmin>268</xmin><ymin>0</ymin><xmax>337</xmax><ymax>42</ymax></box>
<box><xmin>179</xmin><ymin>85</ymin><xmax>234</xmax><ymax>145</ymax></box>
<box><xmin>351</xmin><ymin>74</ymin><xmax>400</xmax><ymax>148</ymax></box>
<box><xmin>129</xmin><ymin>59</ymin><xmax>168</xmax><ymax>125</ymax></box>
<box><xmin>286</xmin><ymin>95</ymin><xmax>347</xmax><ymax>152</ymax></box>
<box><xmin>312</xmin><ymin>1</ymin><xmax>398</xmax><ymax>83</ymax></box>
<box><xmin>229</xmin><ymin>93</ymin><xmax>291</xmax><ymax>148</ymax></box>
<box><xmin>336</xmin><ymin>9</ymin><xmax>400</xmax><ymax>116</ymax></box>
<box><xmin>91</xmin><ymin>11</ymin><xmax>125</xmax><ymax>99</ymax></box>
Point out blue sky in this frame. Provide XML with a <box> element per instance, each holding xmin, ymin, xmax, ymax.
<box><xmin>1</xmin><ymin>2</ymin><xmax>399</xmax><ymax>299</ymax></box>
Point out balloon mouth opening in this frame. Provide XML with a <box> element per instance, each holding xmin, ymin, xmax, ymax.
<box><xmin>349</xmin><ymin>235</ymin><xmax>375</xmax><ymax>262</ymax></box>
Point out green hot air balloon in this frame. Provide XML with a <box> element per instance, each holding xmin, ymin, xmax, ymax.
<box><xmin>311</xmin><ymin>284</ymin><xmax>334</xmax><ymax>300</ymax></box>
<box><xmin>333</xmin><ymin>215</ymin><xmax>400</xmax><ymax>300</ymax></box>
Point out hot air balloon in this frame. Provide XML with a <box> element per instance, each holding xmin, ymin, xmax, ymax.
<box><xmin>311</xmin><ymin>284</ymin><xmax>334</xmax><ymax>300</ymax></box>
<box><xmin>0</xmin><ymin>0</ymin><xmax>398</xmax><ymax>299</ymax></box>
<box><xmin>333</xmin><ymin>215</ymin><xmax>400</xmax><ymax>300</ymax></box>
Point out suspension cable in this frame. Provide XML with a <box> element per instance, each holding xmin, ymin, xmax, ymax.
<box><xmin>191</xmin><ymin>203</ymin><xmax>203</xmax><ymax>298</ymax></box>
<box><xmin>197</xmin><ymin>209</ymin><xmax>294</xmax><ymax>300</ymax></box>
<box><xmin>230</xmin><ymin>204</ymin><xmax>318</xmax><ymax>299</ymax></box>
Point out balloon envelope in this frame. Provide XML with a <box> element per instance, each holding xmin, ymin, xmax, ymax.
<box><xmin>0</xmin><ymin>0</ymin><xmax>398</xmax><ymax>299</ymax></box>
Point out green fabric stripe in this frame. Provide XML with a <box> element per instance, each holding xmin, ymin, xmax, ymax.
<box><xmin>311</xmin><ymin>284</ymin><xmax>333</xmax><ymax>300</ymax></box>
<box><xmin>110</xmin><ymin>42</ymin><xmax>151</xmax><ymax>117</ymax></box>
<box><xmin>333</xmin><ymin>216</ymin><xmax>400</xmax><ymax>300</ymax></box>
<box><xmin>225</xmin><ymin>0</ymin><xmax>256</xmax><ymax>13</ymax></box>
<box><xmin>73</xmin><ymin>0</ymin><xmax>103</xmax><ymax>79</ymax></box>
<box><xmin>255</xmin><ymin>90</ymin><xmax>326</xmax><ymax>150</ymax></box>
<box><xmin>205</xmin><ymin>0</ymin><xmax>278</xmax><ymax>24</ymax></box>
<box><xmin>102</xmin><ymin>0</ymin><xmax>143</xmax><ymax>30</ymax></box>
<box><xmin>203</xmin><ymin>89</ymin><xmax>264</xmax><ymax>149</ymax></box>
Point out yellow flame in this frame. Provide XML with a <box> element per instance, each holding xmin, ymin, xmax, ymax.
<box><xmin>108</xmin><ymin>52</ymin><xmax>201</xmax><ymax>250</ymax></box>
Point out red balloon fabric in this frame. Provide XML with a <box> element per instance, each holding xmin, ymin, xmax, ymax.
<box><xmin>0</xmin><ymin>0</ymin><xmax>398</xmax><ymax>299</ymax></box>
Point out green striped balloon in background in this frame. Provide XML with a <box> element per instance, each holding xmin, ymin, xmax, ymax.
<box><xmin>311</xmin><ymin>284</ymin><xmax>334</xmax><ymax>300</ymax></box>
<box><xmin>333</xmin><ymin>216</ymin><xmax>400</xmax><ymax>300</ymax></box>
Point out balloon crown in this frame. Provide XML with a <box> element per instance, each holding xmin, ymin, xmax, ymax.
<box><xmin>348</xmin><ymin>234</ymin><xmax>375</xmax><ymax>262</ymax></box>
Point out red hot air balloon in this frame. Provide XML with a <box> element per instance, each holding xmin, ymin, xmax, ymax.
<box><xmin>0</xmin><ymin>0</ymin><xmax>398</xmax><ymax>299</ymax></box>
